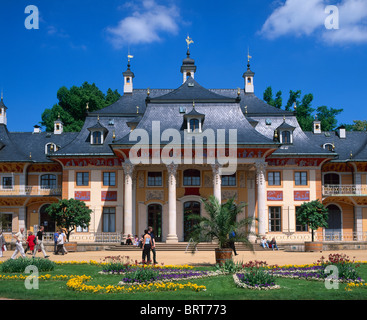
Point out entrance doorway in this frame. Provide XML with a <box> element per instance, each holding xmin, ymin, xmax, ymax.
<box><xmin>325</xmin><ymin>204</ymin><xmax>342</xmax><ymax>240</ymax></box>
<box><xmin>183</xmin><ymin>201</ymin><xmax>201</xmax><ymax>242</ymax></box>
<box><xmin>147</xmin><ymin>204</ymin><xmax>162</xmax><ymax>242</ymax></box>
<box><xmin>39</xmin><ymin>204</ymin><xmax>56</xmax><ymax>233</ymax></box>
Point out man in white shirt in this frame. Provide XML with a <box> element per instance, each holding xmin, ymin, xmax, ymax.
<box><xmin>54</xmin><ymin>230</ymin><xmax>65</xmax><ymax>255</ymax></box>
<box><xmin>11</xmin><ymin>228</ymin><xmax>26</xmax><ymax>259</ymax></box>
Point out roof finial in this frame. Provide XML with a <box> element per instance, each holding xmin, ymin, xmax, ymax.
<box><xmin>247</xmin><ymin>47</ymin><xmax>252</xmax><ymax>69</ymax></box>
<box><xmin>245</xmin><ymin>105</ymin><xmax>248</xmax><ymax>115</ymax></box>
<box><xmin>127</xmin><ymin>51</ymin><xmax>134</xmax><ymax>69</ymax></box>
<box><xmin>193</xmin><ymin>101</ymin><xmax>195</xmax><ymax>109</ymax></box>
<box><xmin>86</xmin><ymin>102</ymin><xmax>89</xmax><ymax>112</ymax></box>
<box><xmin>136</xmin><ymin>106</ymin><xmax>139</xmax><ymax>114</ymax></box>
<box><xmin>186</xmin><ymin>35</ymin><xmax>194</xmax><ymax>56</ymax></box>
<box><xmin>0</xmin><ymin>89</ymin><xmax>3</xmax><ymax>101</ymax></box>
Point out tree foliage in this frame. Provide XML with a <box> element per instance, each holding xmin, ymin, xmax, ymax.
<box><xmin>188</xmin><ymin>196</ymin><xmax>255</xmax><ymax>250</ymax></box>
<box><xmin>263</xmin><ymin>86</ymin><xmax>344</xmax><ymax>132</ymax></box>
<box><xmin>296</xmin><ymin>200</ymin><xmax>329</xmax><ymax>242</ymax></box>
<box><xmin>41</xmin><ymin>82</ymin><xmax>121</xmax><ymax>132</ymax></box>
<box><xmin>46</xmin><ymin>199</ymin><xmax>92</xmax><ymax>241</ymax></box>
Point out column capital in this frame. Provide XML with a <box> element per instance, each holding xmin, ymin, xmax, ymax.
<box><xmin>211</xmin><ymin>162</ymin><xmax>223</xmax><ymax>175</ymax></box>
<box><xmin>166</xmin><ymin>163</ymin><xmax>178</xmax><ymax>176</ymax></box>
<box><xmin>255</xmin><ymin>160</ymin><xmax>267</xmax><ymax>173</ymax></box>
<box><xmin>122</xmin><ymin>161</ymin><xmax>135</xmax><ymax>176</ymax></box>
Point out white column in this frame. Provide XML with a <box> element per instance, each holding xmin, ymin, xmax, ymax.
<box><xmin>256</xmin><ymin>161</ymin><xmax>267</xmax><ymax>236</ymax></box>
<box><xmin>122</xmin><ymin>161</ymin><xmax>134</xmax><ymax>240</ymax></box>
<box><xmin>166</xmin><ymin>163</ymin><xmax>178</xmax><ymax>243</ymax></box>
<box><xmin>355</xmin><ymin>206</ymin><xmax>363</xmax><ymax>241</ymax></box>
<box><xmin>18</xmin><ymin>207</ymin><xmax>26</xmax><ymax>231</ymax></box>
<box><xmin>211</xmin><ymin>163</ymin><xmax>222</xmax><ymax>203</ymax></box>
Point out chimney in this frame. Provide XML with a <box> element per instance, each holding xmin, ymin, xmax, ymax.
<box><xmin>33</xmin><ymin>125</ymin><xmax>41</xmax><ymax>134</ymax></box>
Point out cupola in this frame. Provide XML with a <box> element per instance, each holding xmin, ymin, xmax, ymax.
<box><xmin>0</xmin><ymin>93</ymin><xmax>8</xmax><ymax>125</ymax></box>
<box><xmin>122</xmin><ymin>55</ymin><xmax>135</xmax><ymax>94</ymax></box>
<box><xmin>181</xmin><ymin>36</ymin><xmax>197</xmax><ymax>84</ymax></box>
<box><xmin>243</xmin><ymin>50</ymin><xmax>255</xmax><ymax>94</ymax></box>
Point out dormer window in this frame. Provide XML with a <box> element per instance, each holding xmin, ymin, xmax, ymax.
<box><xmin>323</xmin><ymin>143</ymin><xmax>334</xmax><ymax>152</ymax></box>
<box><xmin>276</xmin><ymin>120</ymin><xmax>295</xmax><ymax>145</ymax></box>
<box><xmin>184</xmin><ymin>104</ymin><xmax>205</xmax><ymax>134</ymax></box>
<box><xmin>92</xmin><ymin>131</ymin><xmax>102</xmax><ymax>144</ymax></box>
<box><xmin>45</xmin><ymin>143</ymin><xmax>57</xmax><ymax>154</ymax></box>
<box><xmin>88</xmin><ymin>118</ymin><xmax>108</xmax><ymax>145</ymax></box>
<box><xmin>281</xmin><ymin>131</ymin><xmax>291</xmax><ymax>144</ymax></box>
<box><xmin>189</xmin><ymin>119</ymin><xmax>200</xmax><ymax>133</ymax></box>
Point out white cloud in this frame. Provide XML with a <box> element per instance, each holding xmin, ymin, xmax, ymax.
<box><xmin>260</xmin><ymin>0</ymin><xmax>367</xmax><ymax>45</ymax></box>
<box><xmin>106</xmin><ymin>0</ymin><xmax>180</xmax><ymax>48</ymax></box>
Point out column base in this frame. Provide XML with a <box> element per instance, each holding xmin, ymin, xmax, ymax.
<box><xmin>165</xmin><ymin>235</ymin><xmax>179</xmax><ymax>244</ymax></box>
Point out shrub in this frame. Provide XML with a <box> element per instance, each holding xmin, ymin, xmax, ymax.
<box><xmin>1</xmin><ymin>258</ymin><xmax>55</xmax><ymax>273</ymax></box>
<box><xmin>121</xmin><ymin>267</ymin><xmax>160</xmax><ymax>284</ymax></box>
<box><xmin>237</xmin><ymin>269</ymin><xmax>276</xmax><ymax>288</ymax></box>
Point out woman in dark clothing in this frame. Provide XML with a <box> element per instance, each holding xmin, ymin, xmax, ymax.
<box><xmin>142</xmin><ymin>229</ymin><xmax>152</xmax><ymax>263</ymax></box>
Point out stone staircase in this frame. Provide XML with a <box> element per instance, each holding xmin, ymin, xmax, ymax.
<box><xmin>106</xmin><ymin>242</ymin><xmax>283</xmax><ymax>252</ymax></box>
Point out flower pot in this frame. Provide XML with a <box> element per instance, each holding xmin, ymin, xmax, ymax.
<box><xmin>215</xmin><ymin>248</ymin><xmax>233</xmax><ymax>265</ymax></box>
<box><xmin>304</xmin><ymin>241</ymin><xmax>323</xmax><ymax>252</ymax></box>
<box><xmin>64</xmin><ymin>242</ymin><xmax>77</xmax><ymax>252</ymax></box>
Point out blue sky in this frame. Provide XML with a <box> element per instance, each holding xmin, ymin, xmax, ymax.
<box><xmin>0</xmin><ymin>0</ymin><xmax>366</xmax><ymax>132</ymax></box>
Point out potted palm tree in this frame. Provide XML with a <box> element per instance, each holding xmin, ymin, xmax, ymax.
<box><xmin>188</xmin><ymin>195</ymin><xmax>256</xmax><ymax>264</ymax></box>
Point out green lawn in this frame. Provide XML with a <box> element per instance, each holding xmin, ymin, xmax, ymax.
<box><xmin>0</xmin><ymin>263</ymin><xmax>367</xmax><ymax>300</ymax></box>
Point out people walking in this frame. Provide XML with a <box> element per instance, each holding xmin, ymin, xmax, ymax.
<box><xmin>148</xmin><ymin>226</ymin><xmax>158</xmax><ymax>264</ymax></box>
<box><xmin>11</xmin><ymin>228</ymin><xmax>26</xmax><ymax>259</ymax></box>
<box><xmin>229</xmin><ymin>230</ymin><xmax>238</xmax><ymax>256</ymax></box>
<box><xmin>25</xmin><ymin>231</ymin><xmax>36</xmax><ymax>255</ymax></box>
<box><xmin>54</xmin><ymin>230</ymin><xmax>65</xmax><ymax>255</ymax></box>
<box><xmin>142</xmin><ymin>229</ymin><xmax>152</xmax><ymax>264</ymax></box>
<box><xmin>33</xmin><ymin>226</ymin><xmax>49</xmax><ymax>258</ymax></box>
<box><xmin>61</xmin><ymin>229</ymin><xmax>68</xmax><ymax>254</ymax></box>
<box><xmin>0</xmin><ymin>231</ymin><xmax>6</xmax><ymax>258</ymax></box>
<box><xmin>53</xmin><ymin>231</ymin><xmax>59</xmax><ymax>254</ymax></box>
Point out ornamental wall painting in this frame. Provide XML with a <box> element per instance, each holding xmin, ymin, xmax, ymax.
<box><xmin>267</xmin><ymin>191</ymin><xmax>283</xmax><ymax>201</ymax></box>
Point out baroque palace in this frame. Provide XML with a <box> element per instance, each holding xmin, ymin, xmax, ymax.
<box><xmin>1</xmin><ymin>46</ymin><xmax>367</xmax><ymax>245</ymax></box>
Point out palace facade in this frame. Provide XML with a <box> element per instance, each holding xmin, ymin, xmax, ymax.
<box><xmin>1</xmin><ymin>50</ymin><xmax>367</xmax><ymax>244</ymax></box>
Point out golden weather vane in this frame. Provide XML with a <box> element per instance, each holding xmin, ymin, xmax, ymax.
<box><xmin>186</xmin><ymin>35</ymin><xmax>194</xmax><ymax>50</ymax></box>
<box><xmin>247</xmin><ymin>47</ymin><xmax>252</xmax><ymax>64</ymax></box>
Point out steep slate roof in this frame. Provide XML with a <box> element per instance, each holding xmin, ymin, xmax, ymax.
<box><xmin>0</xmin><ymin>124</ymin><xmax>78</xmax><ymax>163</ymax></box>
<box><xmin>52</xmin><ymin>115</ymin><xmax>131</xmax><ymax>156</ymax></box>
<box><xmin>304</xmin><ymin>131</ymin><xmax>367</xmax><ymax>161</ymax></box>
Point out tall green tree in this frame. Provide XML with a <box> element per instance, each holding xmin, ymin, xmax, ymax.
<box><xmin>316</xmin><ymin>106</ymin><xmax>344</xmax><ymax>132</ymax></box>
<box><xmin>263</xmin><ymin>86</ymin><xmax>282</xmax><ymax>109</ymax></box>
<box><xmin>41</xmin><ymin>82</ymin><xmax>121</xmax><ymax>132</ymax></box>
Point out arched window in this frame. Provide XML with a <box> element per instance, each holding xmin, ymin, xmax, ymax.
<box><xmin>189</xmin><ymin>119</ymin><xmax>200</xmax><ymax>133</ymax></box>
<box><xmin>324</xmin><ymin>143</ymin><xmax>334</xmax><ymax>152</ymax></box>
<box><xmin>183</xmin><ymin>169</ymin><xmax>200</xmax><ymax>186</ymax></box>
<box><xmin>92</xmin><ymin>131</ymin><xmax>102</xmax><ymax>144</ymax></box>
<box><xmin>40</xmin><ymin>174</ymin><xmax>57</xmax><ymax>189</ymax></box>
<box><xmin>324</xmin><ymin>173</ymin><xmax>340</xmax><ymax>185</ymax></box>
<box><xmin>247</xmin><ymin>77</ymin><xmax>252</xmax><ymax>84</ymax></box>
<box><xmin>45</xmin><ymin>143</ymin><xmax>57</xmax><ymax>154</ymax></box>
<box><xmin>282</xmin><ymin>131</ymin><xmax>291</xmax><ymax>144</ymax></box>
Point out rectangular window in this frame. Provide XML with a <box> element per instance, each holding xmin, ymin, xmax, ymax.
<box><xmin>295</xmin><ymin>206</ymin><xmax>308</xmax><ymax>232</ymax></box>
<box><xmin>147</xmin><ymin>172</ymin><xmax>162</xmax><ymax>186</ymax></box>
<box><xmin>103</xmin><ymin>207</ymin><xmax>116</xmax><ymax>233</ymax></box>
<box><xmin>0</xmin><ymin>213</ymin><xmax>12</xmax><ymax>232</ymax></box>
<box><xmin>103</xmin><ymin>172</ymin><xmax>116</xmax><ymax>186</ymax></box>
<box><xmin>295</xmin><ymin>172</ymin><xmax>308</xmax><ymax>186</ymax></box>
<box><xmin>269</xmin><ymin>207</ymin><xmax>281</xmax><ymax>232</ymax></box>
<box><xmin>221</xmin><ymin>174</ymin><xmax>236</xmax><ymax>186</ymax></box>
<box><xmin>2</xmin><ymin>177</ymin><xmax>13</xmax><ymax>189</ymax></box>
<box><xmin>268</xmin><ymin>172</ymin><xmax>281</xmax><ymax>186</ymax></box>
<box><xmin>76</xmin><ymin>172</ymin><xmax>89</xmax><ymax>186</ymax></box>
